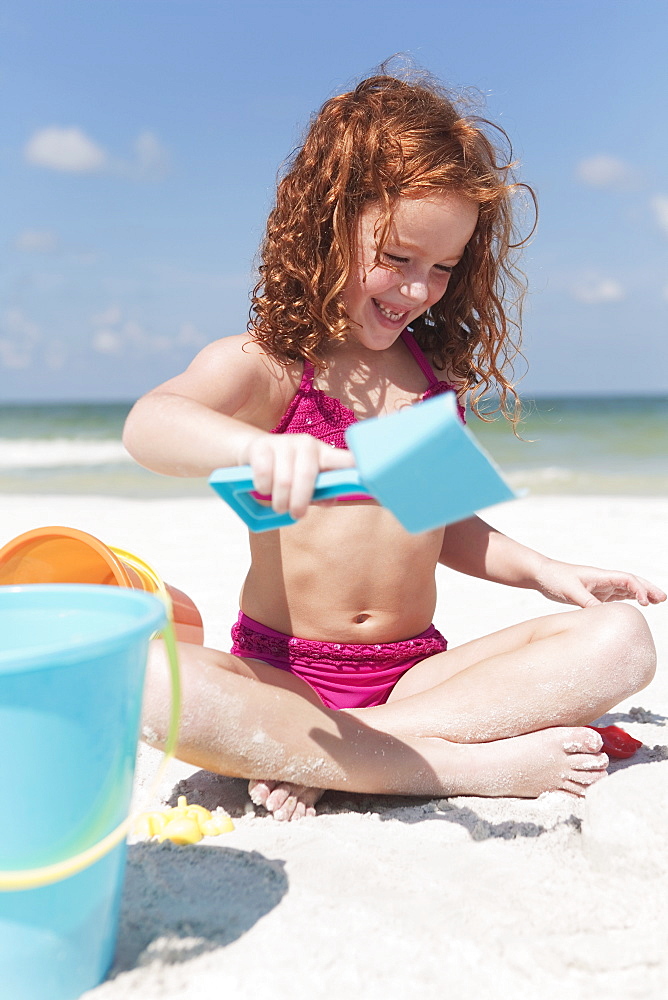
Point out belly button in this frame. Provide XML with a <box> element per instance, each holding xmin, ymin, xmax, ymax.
<box><xmin>354</xmin><ymin>614</ymin><xmax>370</xmax><ymax>624</ymax></box>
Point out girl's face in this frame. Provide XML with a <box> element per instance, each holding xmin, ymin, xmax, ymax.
<box><xmin>343</xmin><ymin>191</ymin><xmax>479</xmax><ymax>351</ymax></box>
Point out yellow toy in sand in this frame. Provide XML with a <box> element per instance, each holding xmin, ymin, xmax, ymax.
<box><xmin>133</xmin><ymin>795</ymin><xmax>234</xmax><ymax>844</ymax></box>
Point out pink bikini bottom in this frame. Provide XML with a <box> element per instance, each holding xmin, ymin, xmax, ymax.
<box><xmin>230</xmin><ymin>612</ymin><xmax>448</xmax><ymax>710</ymax></box>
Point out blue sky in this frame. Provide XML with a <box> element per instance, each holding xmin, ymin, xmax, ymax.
<box><xmin>2</xmin><ymin>0</ymin><xmax>667</xmax><ymax>402</ymax></box>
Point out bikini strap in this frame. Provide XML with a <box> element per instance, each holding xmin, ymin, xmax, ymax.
<box><xmin>304</xmin><ymin>335</ymin><xmax>436</xmax><ymax>392</ymax></box>
<box><xmin>400</xmin><ymin>329</ymin><xmax>438</xmax><ymax>386</ymax></box>
<box><xmin>300</xmin><ymin>359</ymin><xmax>316</xmax><ymax>389</ymax></box>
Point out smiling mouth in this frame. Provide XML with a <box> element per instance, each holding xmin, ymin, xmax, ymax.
<box><xmin>373</xmin><ymin>300</ymin><xmax>407</xmax><ymax>322</ymax></box>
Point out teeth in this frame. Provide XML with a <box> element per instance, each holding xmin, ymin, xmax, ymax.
<box><xmin>375</xmin><ymin>301</ymin><xmax>405</xmax><ymax>321</ymax></box>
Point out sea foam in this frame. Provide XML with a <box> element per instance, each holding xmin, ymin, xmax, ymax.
<box><xmin>0</xmin><ymin>438</ymin><xmax>131</xmax><ymax>469</ymax></box>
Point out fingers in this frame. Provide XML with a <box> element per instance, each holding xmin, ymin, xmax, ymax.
<box><xmin>323</xmin><ymin>445</ymin><xmax>356</xmax><ymax>470</ymax></box>
<box><xmin>596</xmin><ymin>574</ymin><xmax>666</xmax><ymax>607</ymax></box>
<box><xmin>289</xmin><ymin>444</ymin><xmax>323</xmax><ymax>518</ymax></box>
<box><xmin>247</xmin><ymin>434</ymin><xmax>354</xmax><ymax>520</ymax></box>
<box><xmin>635</xmin><ymin>576</ymin><xmax>667</xmax><ymax>605</ymax></box>
<box><xmin>632</xmin><ymin>581</ymin><xmax>651</xmax><ymax>607</ymax></box>
<box><xmin>570</xmin><ymin>567</ymin><xmax>667</xmax><ymax>608</ymax></box>
<box><xmin>611</xmin><ymin>573</ymin><xmax>651</xmax><ymax>606</ymax></box>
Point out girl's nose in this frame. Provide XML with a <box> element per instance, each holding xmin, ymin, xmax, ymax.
<box><xmin>399</xmin><ymin>276</ymin><xmax>430</xmax><ymax>305</ymax></box>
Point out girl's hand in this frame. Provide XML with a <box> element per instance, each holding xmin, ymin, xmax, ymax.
<box><xmin>534</xmin><ymin>559</ymin><xmax>667</xmax><ymax>609</ymax></box>
<box><xmin>245</xmin><ymin>433</ymin><xmax>356</xmax><ymax>520</ymax></box>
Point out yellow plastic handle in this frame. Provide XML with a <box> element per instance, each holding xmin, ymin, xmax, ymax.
<box><xmin>0</xmin><ymin>551</ymin><xmax>182</xmax><ymax>891</ymax></box>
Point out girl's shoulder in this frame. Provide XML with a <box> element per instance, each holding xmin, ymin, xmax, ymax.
<box><xmin>165</xmin><ymin>334</ymin><xmax>303</xmax><ymax>426</ymax></box>
<box><xmin>190</xmin><ymin>332</ymin><xmax>280</xmax><ymax>367</ymax></box>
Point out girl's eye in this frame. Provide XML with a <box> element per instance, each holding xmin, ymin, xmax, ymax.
<box><xmin>383</xmin><ymin>253</ymin><xmax>455</xmax><ymax>274</ymax></box>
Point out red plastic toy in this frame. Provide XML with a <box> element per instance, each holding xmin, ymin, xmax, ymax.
<box><xmin>588</xmin><ymin>725</ymin><xmax>643</xmax><ymax>759</ymax></box>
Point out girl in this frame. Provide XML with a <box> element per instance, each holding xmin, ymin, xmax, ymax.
<box><xmin>124</xmin><ymin>72</ymin><xmax>664</xmax><ymax>821</ymax></box>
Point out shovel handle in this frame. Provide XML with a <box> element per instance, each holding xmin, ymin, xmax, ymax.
<box><xmin>209</xmin><ymin>466</ymin><xmax>370</xmax><ymax>532</ymax></box>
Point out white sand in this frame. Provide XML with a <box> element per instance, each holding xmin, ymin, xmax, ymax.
<box><xmin>3</xmin><ymin>493</ymin><xmax>667</xmax><ymax>999</ymax></box>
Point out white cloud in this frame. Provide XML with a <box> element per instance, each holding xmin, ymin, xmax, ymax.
<box><xmin>576</xmin><ymin>155</ymin><xmax>635</xmax><ymax>188</ymax></box>
<box><xmin>109</xmin><ymin>130</ymin><xmax>170</xmax><ymax>180</ymax></box>
<box><xmin>91</xmin><ymin>305</ymin><xmax>123</xmax><ymax>327</ymax></box>
<box><xmin>91</xmin><ymin>309</ymin><xmax>199</xmax><ymax>356</ymax></box>
<box><xmin>177</xmin><ymin>321</ymin><xmax>207</xmax><ymax>348</ymax></box>
<box><xmin>23</xmin><ymin>126</ymin><xmax>169</xmax><ymax>180</ymax></box>
<box><xmin>651</xmin><ymin>195</ymin><xmax>668</xmax><ymax>236</ymax></box>
<box><xmin>25</xmin><ymin>126</ymin><xmax>107</xmax><ymax>172</ymax></box>
<box><xmin>571</xmin><ymin>277</ymin><xmax>625</xmax><ymax>304</ymax></box>
<box><xmin>0</xmin><ymin>340</ymin><xmax>31</xmax><ymax>369</ymax></box>
<box><xmin>44</xmin><ymin>340</ymin><xmax>67</xmax><ymax>370</ymax></box>
<box><xmin>3</xmin><ymin>308</ymin><xmax>41</xmax><ymax>340</ymax></box>
<box><xmin>0</xmin><ymin>309</ymin><xmax>41</xmax><ymax>369</ymax></box>
<box><xmin>121</xmin><ymin>319</ymin><xmax>148</xmax><ymax>344</ymax></box>
<box><xmin>121</xmin><ymin>319</ymin><xmax>171</xmax><ymax>353</ymax></box>
<box><xmin>134</xmin><ymin>131</ymin><xmax>170</xmax><ymax>179</ymax></box>
<box><xmin>92</xmin><ymin>329</ymin><xmax>123</xmax><ymax>354</ymax></box>
<box><xmin>15</xmin><ymin>229</ymin><xmax>59</xmax><ymax>252</ymax></box>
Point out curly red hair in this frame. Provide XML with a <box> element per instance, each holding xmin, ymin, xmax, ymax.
<box><xmin>249</xmin><ymin>70</ymin><xmax>536</xmax><ymax>421</ymax></box>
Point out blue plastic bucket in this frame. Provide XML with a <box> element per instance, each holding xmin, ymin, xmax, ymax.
<box><xmin>0</xmin><ymin>584</ymin><xmax>166</xmax><ymax>1000</ymax></box>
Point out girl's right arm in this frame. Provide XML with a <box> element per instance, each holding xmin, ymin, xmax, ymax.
<box><xmin>122</xmin><ymin>335</ymin><xmax>353</xmax><ymax>519</ymax></box>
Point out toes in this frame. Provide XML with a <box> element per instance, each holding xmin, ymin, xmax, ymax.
<box><xmin>570</xmin><ymin>752</ymin><xmax>609</xmax><ymax>772</ymax></box>
<box><xmin>265</xmin><ymin>784</ymin><xmax>312</xmax><ymax>820</ymax></box>
<box><xmin>248</xmin><ymin>779</ymin><xmax>276</xmax><ymax>807</ymax></box>
<box><xmin>559</xmin><ymin>781</ymin><xmax>587</xmax><ymax>798</ymax></box>
<box><xmin>266</xmin><ymin>785</ymin><xmax>293</xmax><ymax>813</ymax></box>
<box><xmin>272</xmin><ymin>799</ymin><xmax>294</xmax><ymax>821</ymax></box>
<box><xmin>285</xmin><ymin>799</ymin><xmax>307</xmax><ymax>822</ymax></box>
<box><xmin>273</xmin><ymin>794</ymin><xmax>307</xmax><ymax>822</ymax></box>
<box><xmin>561</xmin><ymin>769</ymin><xmax>608</xmax><ymax>796</ymax></box>
<box><xmin>568</xmin><ymin>769</ymin><xmax>607</xmax><ymax>787</ymax></box>
<box><xmin>563</xmin><ymin>729</ymin><xmax>604</xmax><ymax>754</ymax></box>
<box><xmin>249</xmin><ymin>781</ymin><xmax>322</xmax><ymax>821</ymax></box>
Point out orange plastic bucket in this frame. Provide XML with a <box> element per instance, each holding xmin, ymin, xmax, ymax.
<box><xmin>0</xmin><ymin>526</ymin><xmax>204</xmax><ymax>645</ymax></box>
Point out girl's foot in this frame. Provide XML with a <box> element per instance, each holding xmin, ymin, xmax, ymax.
<box><xmin>432</xmin><ymin>726</ymin><xmax>609</xmax><ymax>799</ymax></box>
<box><xmin>249</xmin><ymin>727</ymin><xmax>607</xmax><ymax>819</ymax></box>
<box><xmin>248</xmin><ymin>779</ymin><xmax>325</xmax><ymax>821</ymax></box>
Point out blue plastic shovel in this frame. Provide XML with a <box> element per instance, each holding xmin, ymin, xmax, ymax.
<box><xmin>209</xmin><ymin>392</ymin><xmax>518</xmax><ymax>533</ymax></box>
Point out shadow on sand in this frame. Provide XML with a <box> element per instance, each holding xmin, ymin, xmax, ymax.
<box><xmin>111</xmin><ymin>840</ymin><xmax>287</xmax><ymax>972</ymax></box>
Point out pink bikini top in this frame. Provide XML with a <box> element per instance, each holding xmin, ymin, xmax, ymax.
<box><xmin>271</xmin><ymin>329</ymin><xmax>465</xmax><ymax>449</ymax></box>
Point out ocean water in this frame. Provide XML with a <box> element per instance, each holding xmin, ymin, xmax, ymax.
<box><xmin>0</xmin><ymin>396</ymin><xmax>666</xmax><ymax>498</ymax></box>
<box><xmin>475</xmin><ymin>395</ymin><xmax>668</xmax><ymax>497</ymax></box>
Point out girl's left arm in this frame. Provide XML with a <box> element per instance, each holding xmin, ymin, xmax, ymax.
<box><xmin>438</xmin><ymin>515</ymin><xmax>666</xmax><ymax>608</ymax></box>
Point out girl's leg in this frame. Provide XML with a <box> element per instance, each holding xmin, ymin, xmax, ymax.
<box><xmin>379</xmin><ymin>602</ymin><xmax>656</xmax><ymax>739</ymax></box>
<box><xmin>141</xmin><ymin>641</ymin><xmax>458</xmax><ymax>805</ymax></box>
<box><xmin>142</xmin><ymin>603</ymin><xmax>655</xmax><ymax>818</ymax></box>
<box><xmin>251</xmin><ymin>603</ymin><xmax>656</xmax><ymax>818</ymax></box>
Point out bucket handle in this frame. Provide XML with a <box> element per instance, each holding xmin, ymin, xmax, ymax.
<box><xmin>0</xmin><ymin>551</ymin><xmax>182</xmax><ymax>891</ymax></box>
